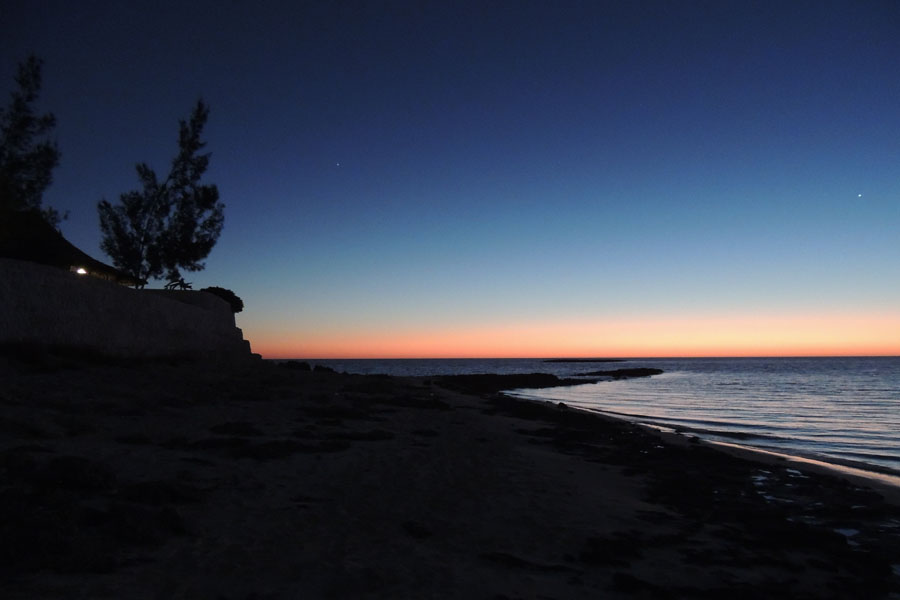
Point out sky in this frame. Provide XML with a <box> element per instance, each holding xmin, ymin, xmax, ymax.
<box><xmin>3</xmin><ymin>0</ymin><xmax>899</xmax><ymax>358</ymax></box>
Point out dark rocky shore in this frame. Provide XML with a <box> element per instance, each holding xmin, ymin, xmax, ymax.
<box><xmin>2</xmin><ymin>354</ymin><xmax>899</xmax><ymax>598</ymax></box>
<box><xmin>433</xmin><ymin>369</ymin><xmax>664</xmax><ymax>395</ymax></box>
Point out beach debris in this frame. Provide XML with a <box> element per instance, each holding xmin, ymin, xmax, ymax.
<box><xmin>164</xmin><ymin>277</ymin><xmax>192</xmax><ymax>290</ymax></box>
<box><xmin>751</xmin><ymin>470</ymin><xmax>771</xmax><ymax>486</ymax></box>
<box><xmin>834</xmin><ymin>528</ymin><xmax>860</xmax><ymax>538</ymax></box>
<box><xmin>834</xmin><ymin>528</ymin><xmax>861</xmax><ymax>547</ymax></box>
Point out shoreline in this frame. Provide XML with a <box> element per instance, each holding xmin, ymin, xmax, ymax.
<box><xmin>498</xmin><ymin>365</ymin><xmax>900</xmax><ymax>488</ymax></box>
<box><xmin>522</xmin><ymin>399</ymin><xmax>900</xmax><ymax>499</ymax></box>
<box><xmin>433</xmin><ymin>368</ymin><xmax>900</xmax><ymax>496</ymax></box>
<box><xmin>3</xmin><ymin>357</ymin><xmax>900</xmax><ymax>597</ymax></box>
<box><xmin>588</xmin><ymin>409</ymin><xmax>900</xmax><ymax>506</ymax></box>
<box><xmin>705</xmin><ymin>439</ymin><xmax>900</xmax><ymax>504</ymax></box>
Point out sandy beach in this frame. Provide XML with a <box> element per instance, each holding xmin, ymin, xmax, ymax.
<box><xmin>2</xmin><ymin>353</ymin><xmax>899</xmax><ymax>599</ymax></box>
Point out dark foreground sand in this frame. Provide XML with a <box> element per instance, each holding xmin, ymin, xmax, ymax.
<box><xmin>2</xmin><ymin>355</ymin><xmax>899</xmax><ymax>599</ymax></box>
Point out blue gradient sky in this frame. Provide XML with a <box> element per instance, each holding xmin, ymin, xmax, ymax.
<box><xmin>3</xmin><ymin>1</ymin><xmax>899</xmax><ymax>357</ymax></box>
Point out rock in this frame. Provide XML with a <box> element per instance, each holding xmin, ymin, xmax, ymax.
<box><xmin>279</xmin><ymin>360</ymin><xmax>311</xmax><ymax>371</ymax></box>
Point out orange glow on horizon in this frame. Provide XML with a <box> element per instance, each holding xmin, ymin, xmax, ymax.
<box><xmin>248</xmin><ymin>311</ymin><xmax>900</xmax><ymax>360</ymax></box>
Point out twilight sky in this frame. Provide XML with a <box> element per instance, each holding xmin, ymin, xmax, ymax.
<box><xmin>3</xmin><ymin>1</ymin><xmax>899</xmax><ymax>358</ymax></box>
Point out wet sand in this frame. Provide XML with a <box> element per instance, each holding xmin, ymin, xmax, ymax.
<box><xmin>2</xmin><ymin>355</ymin><xmax>899</xmax><ymax>598</ymax></box>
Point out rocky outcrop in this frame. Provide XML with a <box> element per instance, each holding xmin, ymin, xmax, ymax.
<box><xmin>435</xmin><ymin>373</ymin><xmax>602</xmax><ymax>395</ymax></box>
<box><xmin>575</xmin><ymin>368</ymin><xmax>664</xmax><ymax>379</ymax></box>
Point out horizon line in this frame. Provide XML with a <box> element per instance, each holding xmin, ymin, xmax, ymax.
<box><xmin>262</xmin><ymin>354</ymin><xmax>900</xmax><ymax>361</ymax></box>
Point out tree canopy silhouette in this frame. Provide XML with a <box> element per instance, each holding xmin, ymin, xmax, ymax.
<box><xmin>98</xmin><ymin>100</ymin><xmax>224</xmax><ymax>286</ymax></box>
<box><xmin>0</xmin><ymin>55</ymin><xmax>63</xmax><ymax>226</ymax></box>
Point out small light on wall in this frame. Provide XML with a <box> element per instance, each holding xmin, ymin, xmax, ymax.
<box><xmin>76</xmin><ymin>267</ymin><xmax>87</xmax><ymax>275</ymax></box>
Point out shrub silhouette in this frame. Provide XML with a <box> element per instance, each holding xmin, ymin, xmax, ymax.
<box><xmin>201</xmin><ymin>286</ymin><xmax>243</xmax><ymax>313</ymax></box>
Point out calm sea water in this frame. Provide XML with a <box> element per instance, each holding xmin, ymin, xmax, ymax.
<box><xmin>302</xmin><ymin>357</ymin><xmax>900</xmax><ymax>475</ymax></box>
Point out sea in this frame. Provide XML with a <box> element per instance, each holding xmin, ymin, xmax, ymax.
<box><xmin>299</xmin><ymin>357</ymin><xmax>900</xmax><ymax>479</ymax></box>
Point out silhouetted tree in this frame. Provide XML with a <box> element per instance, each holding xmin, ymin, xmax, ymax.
<box><xmin>98</xmin><ymin>100</ymin><xmax>224</xmax><ymax>286</ymax></box>
<box><xmin>0</xmin><ymin>55</ymin><xmax>63</xmax><ymax>226</ymax></box>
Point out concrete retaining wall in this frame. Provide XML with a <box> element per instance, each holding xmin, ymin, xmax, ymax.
<box><xmin>0</xmin><ymin>258</ymin><xmax>255</xmax><ymax>361</ymax></box>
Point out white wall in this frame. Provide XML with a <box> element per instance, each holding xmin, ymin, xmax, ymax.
<box><xmin>0</xmin><ymin>258</ymin><xmax>255</xmax><ymax>361</ymax></box>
